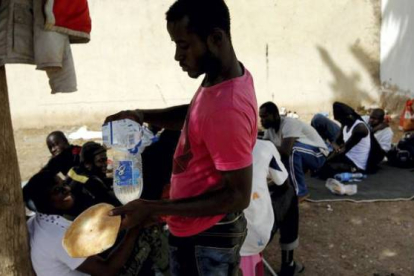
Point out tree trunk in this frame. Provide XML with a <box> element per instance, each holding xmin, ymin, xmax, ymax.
<box><xmin>0</xmin><ymin>66</ymin><xmax>35</xmax><ymax>275</ymax></box>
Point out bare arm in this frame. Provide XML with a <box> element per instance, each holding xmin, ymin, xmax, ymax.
<box><xmin>104</xmin><ymin>104</ymin><xmax>189</xmax><ymax>131</ymax></box>
<box><xmin>277</xmin><ymin>137</ymin><xmax>297</xmax><ymax>159</ymax></box>
<box><xmin>76</xmin><ymin>229</ymin><xmax>139</xmax><ymax>276</ymax></box>
<box><xmin>139</xmin><ymin>105</ymin><xmax>189</xmax><ymax>130</ymax></box>
<box><xmin>342</xmin><ymin>124</ymin><xmax>369</xmax><ymax>154</ymax></box>
<box><xmin>333</xmin><ymin>126</ymin><xmax>345</xmax><ymax>150</ymax></box>
<box><xmin>329</xmin><ymin>124</ymin><xmax>368</xmax><ymax>159</ymax></box>
<box><xmin>110</xmin><ymin>165</ymin><xmax>252</xmax><ymax>229</ymax></box>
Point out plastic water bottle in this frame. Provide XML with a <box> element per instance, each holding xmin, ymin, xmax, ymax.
<box><xmin>112</xmin><ymin>149</ymin><xmax>143</xmax><ymax>205</ymax></box>
<box><xmin>334</xmin><ymin>172</ymin><xmax>352</xmax><ymax>182</ymax></box>
<box><xmin>334</xmin><ymin>173</ymin><xmax>366</xmax><ymax>182</ymax></box>
<box><xmin>351</xmin><ymin>173</ymin><xmax>365</xmax><ymax>179</ymax></box>
<box><xmin>102</xmin><ymin>119</ymin><xmax>157</xmax><ymax>205</ymax></box>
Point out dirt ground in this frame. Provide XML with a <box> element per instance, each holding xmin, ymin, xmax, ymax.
<box><xmin>13</xmin><ymin>122</ymin><xmax>414</xmax><ymax>276</ymax></box>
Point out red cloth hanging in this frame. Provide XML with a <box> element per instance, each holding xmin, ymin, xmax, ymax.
<box><xmin>44</xmin><ymin>0</ymin><xmax>92</xmax><ymax>44</ymax></box>
<box><xmin>399</xmin><ymin>99</ymin><xmax>414</xmax><ymax>132</ymax></box>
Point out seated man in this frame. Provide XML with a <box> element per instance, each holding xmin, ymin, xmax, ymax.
<box><xmin>318</xmin><ymin>102</ymin><xmax>372</xmax><ymax>179</ymax></box>
<box><xmin>259</xmin><ymin>102</ymin><xmax>328</xmax><ymax>199</ymax></box>
<box><xmin>66</xmin><ymin>132</ymin><xmax>179</xmax><ymax>276</ymax></box>
<box><xmin>44</xmin><ymin>131</ymin><xmax>81</xmax><ymax>175</ymax></box>
<box><xmin>312</xmin><ymin>108</ymin><xmax>393</xmax><ymax>153</ymax></box>
<box><xmin>66</xmin><ymin>141</ymin><xmax>120</xmax><ymax>216</ymax></box>
<box><xmin>362</xmin><ymin>109</ymin><xmax>394</xmax><ymax>152</ymax></box>
<box><xmin>23</xmin><ymin>170</ymin><xmax>141</xmax><ymax>276</ymax></box>
<box><xmin>240</xmin><ymin>139</ymin><xmax>303</xmax><ymax>276</ymax></box>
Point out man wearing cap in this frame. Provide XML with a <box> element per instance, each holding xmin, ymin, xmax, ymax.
<box><xmin>66</xmin><ymin>141</ymin><xmax>120</xmax><ymax>216</ymax></box>
<box><xmin>69</xmin><ymin>138</ymin><xmax>176</xmax><ymax>276</ymax></box>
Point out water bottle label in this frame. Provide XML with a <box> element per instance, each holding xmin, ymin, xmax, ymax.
<box><xmin>102</xmin><ymin>119</ymin><xmax>143</xmax><ymax>150</ymax></box>
<box><xmin>115</xmin><ymin>161</ymin><xmax>134</xmax><ymax>186</ymax></box>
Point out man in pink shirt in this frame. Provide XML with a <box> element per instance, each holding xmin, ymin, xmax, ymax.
<box><xmin>105</xmin><ymin>0</ymin><xmax>258</xmax><ymax>275</ymax></box>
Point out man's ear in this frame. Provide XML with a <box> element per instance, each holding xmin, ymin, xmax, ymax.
<box><xmin>207</xmin><ymin>28</ymin><xmax>225</xmax><ymax>48</ymax></box>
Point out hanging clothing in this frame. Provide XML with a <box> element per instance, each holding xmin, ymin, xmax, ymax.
<box><xmin>0</xmin><ymin>0</ymin><xmax>35</xmax><ymax>66</ymax></box>
<box><xmin>44</xmin><ymin>0</ymin><xmax>91</xmax><ymax>44</ymax></box>
<box><xmin>33</xmin><ymin>0</ymin><xmax>77</xmax><ymax>93</ymax></box>
<box><xmin>0</xmin><ymin>0</ymin><xmax>91</xmax><ymax>93</ymax></box>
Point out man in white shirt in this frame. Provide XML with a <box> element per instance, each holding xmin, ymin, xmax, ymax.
<box><xmin>316</xmin><ymin>102</ymin><xmax>388</xmax><ymax>178</ymax></box>
<box><xmin>312</xmin><ymin>108</ymin><xmax>393</xmax><ymax>153</ymax></box>
<box><xmin>23</xmin><ymin>170</ymin><xmax>140</xmax><ymax>276</ymax></box>
<box><xmin>240</xmin><ymin>140</ymin><xmax>303</xmax><ymax>276</ymax></box>
<box><xmin>362</xmin><ymin>109</ymin><xmax>394</xmax><ymax>152</ymax></box>
<box><xmin>259</xmin><ymin>102</ymin><xmax>328</xmax><ymax>199</ymax></box>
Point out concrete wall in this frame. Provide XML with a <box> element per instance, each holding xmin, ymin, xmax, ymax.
<box><xmin>381</xmin><ymin>0</ymin><xmax>414</xmax><ymax>99</ymax></box>
<box><xmin>7</xmin><ymin>0</ymin><xmax>381</xmax><ymax>129</ymax></box>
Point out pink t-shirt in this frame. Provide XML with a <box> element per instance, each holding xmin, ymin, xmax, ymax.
<box><xmin>167</xmin><ymin>68</ymin><xmax>258</xmax><ymax>237</ymax></box>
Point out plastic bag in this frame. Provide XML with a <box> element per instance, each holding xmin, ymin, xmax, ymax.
<box><xmin>326</xmin><ymin>178</ymin><xmax>357</xmax><ymax>196</ymax></box>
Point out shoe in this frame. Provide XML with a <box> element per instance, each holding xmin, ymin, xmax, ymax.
<box><xmin>279</xmin><ymin>261</ymin><xmax>305</xmax><ymax>276</ymax></box>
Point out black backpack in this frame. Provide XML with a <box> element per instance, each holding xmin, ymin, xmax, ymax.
<box><xmin>387</xmin><ymin>133</ymin><xmax>414</xmax><ymax>168</ymax></box>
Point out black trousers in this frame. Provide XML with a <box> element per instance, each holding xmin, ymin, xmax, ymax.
<box><xmin>268</xmin><ymin>184</ymin><xmax>300</xmax><ymax>250</ymax></box>
<box><xmin>318</xmin><ymin>153</ymin><xmax>361</xmax><ymax>180</ymax></box>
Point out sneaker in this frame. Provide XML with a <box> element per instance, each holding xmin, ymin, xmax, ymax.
<box><xmin>279</xmin><ymin>261</ymin><xmax>305</xmax><ymax>276</ymax></box>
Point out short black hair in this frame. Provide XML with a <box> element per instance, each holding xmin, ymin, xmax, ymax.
<box><xmin>80</xmin><ymin>142</ymin><xmax>106</xmax><ymax>165</ymax></box>
<box><xmin>371</xmin><ymin>108</ymin><xmax>385</xmax><ymax>121</ymax></box>
<box><xmin>166</xmin><ymin>0</ymin><xmax>231</xmax><ymax>40</ymax></box>
<box><xmin>23</xmin><ymin>170</ymin><xmax>57</xmax><ymax>213</ymax></box>
<box><xmin>46</xmin><ymin>131</ymin><xmax>69</xmax><ymax>144</ymax></box>
<box><xmin>260</xmin><ymin>101</ymin><xmax>279</xmax><ymax>116</ymax></box>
